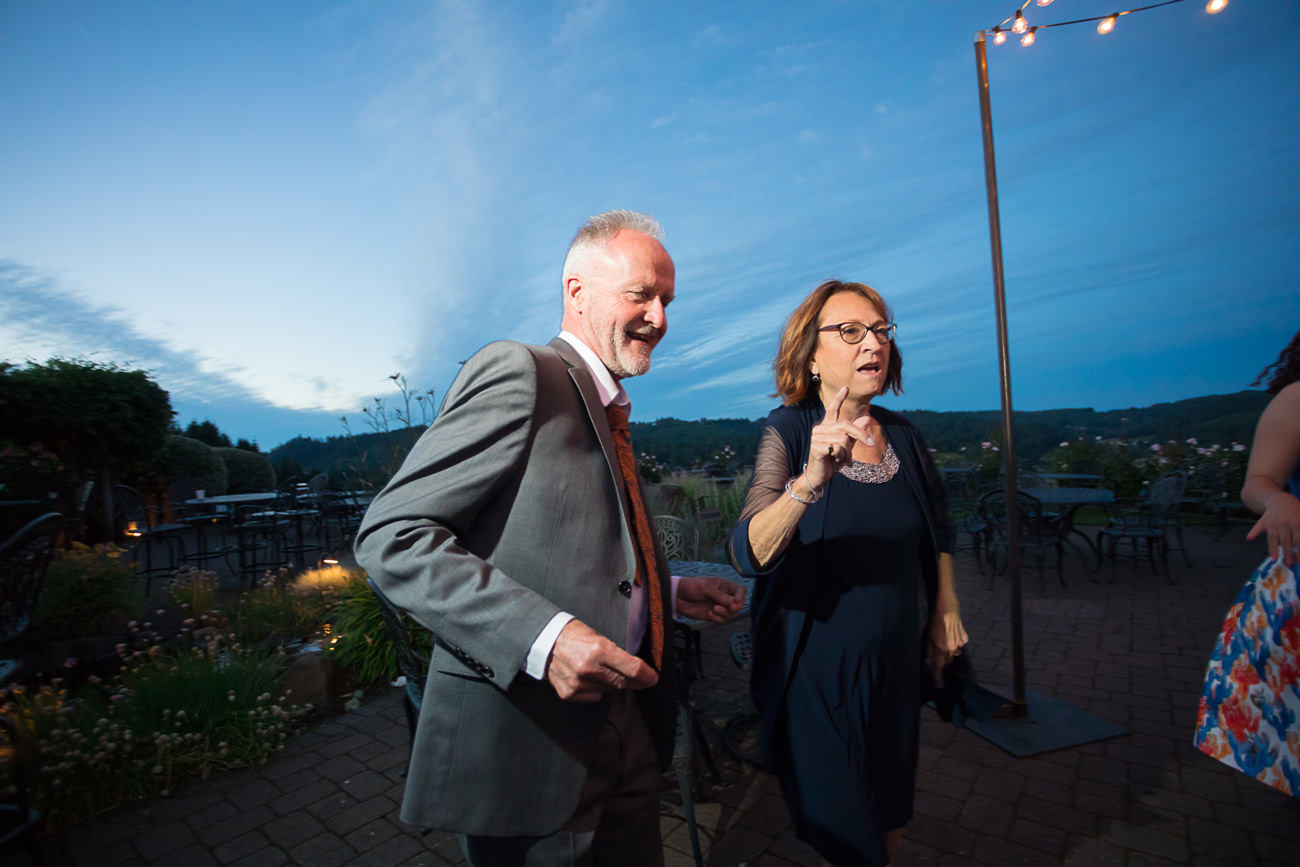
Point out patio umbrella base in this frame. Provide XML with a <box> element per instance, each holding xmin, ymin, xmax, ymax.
<box><xmin>963</xmin><ymin>686</ymin><xmax>1127</xmax><ymax>757</ymax></box>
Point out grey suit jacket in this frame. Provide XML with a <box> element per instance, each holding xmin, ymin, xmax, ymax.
<box><xmin>354</xmin><ymin>337</ymin><xmax>677</xmax><ymax>836</ymax></box>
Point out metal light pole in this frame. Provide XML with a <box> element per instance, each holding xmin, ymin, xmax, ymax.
<box><xmin>974</xmin><ymin>30</ymin><xmax>1027</xmax><ymax>716</ymax></box>
<box><xmin>960</xmin><ymin>1</ymin><xmax>1226</xmax><ymax>754</ymax></box>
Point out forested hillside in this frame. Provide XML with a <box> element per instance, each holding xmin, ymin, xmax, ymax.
<box><xmin>270</xmin><ymin>390</ymin><xmax>1269</xmax><ymax>485</ymax></box>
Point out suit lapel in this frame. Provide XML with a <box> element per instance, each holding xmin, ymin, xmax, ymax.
<box><xmin>549</xmin><ymin>337</ymin><xmax>629</xmax><ymax>522</ymax></box>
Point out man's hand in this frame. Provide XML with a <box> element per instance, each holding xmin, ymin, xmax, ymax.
<box><xmin>676</xmin><ymin>575</ymin><xmax>746</xmax><ymax>623</ymax></box>
<box><xmin>545</xmin><ymin>619</ymin><xmax>658</xmax><ymax>702</ymax></box>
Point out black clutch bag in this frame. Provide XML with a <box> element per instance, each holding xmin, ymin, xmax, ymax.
<box><xmin>919</xmin><ymin>645</ymin><xmax>1005</xmax><ymax>725</ymax></box>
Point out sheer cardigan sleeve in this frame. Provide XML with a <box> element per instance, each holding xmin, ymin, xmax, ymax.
<box><xmin>737</xmin><ymin>425</ymin><xmax>795</xmax><ymax>525</ymax></box>
<box><xmin>728</xmin><ymin>424</ymin><xmax>802</xmax><ymax>576</ymax></box>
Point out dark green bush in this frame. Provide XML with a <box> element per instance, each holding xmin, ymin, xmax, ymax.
<box><xmin>216</xmin><ymin>447</ymin><xmax>276</xmax><ymax>494</ymax></box>
<box><xmin>29</xmin><ymin>544</ymin><xmax>144</xmax><ymax>639</ymax></box>
<box><xmin>149</xmin><ymin>435</ymin><xmax>228</xmax><ymax>495</ymax></box>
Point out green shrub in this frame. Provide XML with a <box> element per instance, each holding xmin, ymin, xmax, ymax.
<box><xmin>216</xmin><ymin>446</ymin><xmax>276</xmax><ymax>494</ymax></box>
<box><xmin>325</xmin><ymin>570</ymin><xmax>432</xmax><ymax>685</ymax></box>
<box><xmin>148</xmin><ymin>435</ymin><xmax>229</xmax><ymax>496</ymax></box>
<box><xmin>0</xmin><ymin>635</ymin><xmax>309</xmax><ymax>831</ymax></box>
<box><xmin>226</xmin><ymin>575</ymin><xmax>333</xmax><ymax>647</ymax></box>
<box><xmin>29</xmin><ymin>544</ymin><xmax>144</xmax><ymax>640</ymax></box>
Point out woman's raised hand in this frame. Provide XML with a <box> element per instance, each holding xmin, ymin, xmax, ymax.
<box><xmin>805</xmin><ymin>386</ymin><xmax>872</xmax><ymax>490</ymax></box>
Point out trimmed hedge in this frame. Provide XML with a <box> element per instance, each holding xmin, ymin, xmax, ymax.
<box><xmin>216</xmin><ymin>446</ymin><xmax>276</xmax><ymax>493</ymax></box>
<box><xmin>151</xmin><ymin>435</ymin><xmax>228</xmax><ymax>495</ymax></box>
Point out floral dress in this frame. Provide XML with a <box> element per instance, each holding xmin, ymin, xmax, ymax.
<box><xmin>1193</xmin><ymin>465</ymin><xmax>1300</xmax><ymax>797</ymax></box>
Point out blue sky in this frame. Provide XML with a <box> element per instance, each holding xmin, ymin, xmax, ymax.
<box><xmin>2</xmin><ymin>1</ymin><xmax>1296</xmax><ymax>450</ymax></box>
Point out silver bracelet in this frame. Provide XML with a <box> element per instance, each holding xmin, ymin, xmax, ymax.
<box><xmin>785</xmin><ymin>475</ymin><xmax>822</xmax><ymax>505</ymax></box>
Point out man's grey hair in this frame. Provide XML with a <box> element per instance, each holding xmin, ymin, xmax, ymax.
<box><xmin>562</xmin><ymin>209</ymin><xmax>664</xmax><ymax>281</ymax></box>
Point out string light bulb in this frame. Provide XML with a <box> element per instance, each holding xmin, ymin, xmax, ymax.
<box><xmin>1021</xmin><ymin>26</ymin><xmax>1037</xmax><ymax>46</ymax></box>
<box><xmin>1036</xmin><ymin>0</ymin><xmax>1055</xmax><ymax>6</ymax></box>
<box><xmin>992</xmin><ymin>26</ymin><xmax>1008</xmax><ymax>44</ymax></box>
<box><xmin>1012</xmin><ymin>10</ymin><xmax>1028</xmax><ymax>33</ymax></box>
<box><xmin>1098</xmin><ymin>14</ymin><xmax>1117</xmax><ymax>34</ymax></box>
<box><xmin>1206</xmin><ymin>0</ymin><xmax>1227</xmax><ymax>12</ymax></box>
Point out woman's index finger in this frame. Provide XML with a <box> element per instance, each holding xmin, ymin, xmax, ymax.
<box><xmin>823</xmin><ymin>386</ymin><xmax>848</xmax><ymax>422</ymax></box>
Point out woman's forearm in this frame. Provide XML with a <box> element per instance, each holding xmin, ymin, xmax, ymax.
<box><xmin>935</xmin><ymin>552</ymin><xmax>959</xmax><ymax>610</ymax></box>
<box><xmin>746</xmin><ymin>474</ymin><xmax>818</xmax><ymax>568</ymax></box>
<box><xmin>1242</xmin><ymin>474</ymin><xmax>1289</xmax><ymax>516</ymax></box>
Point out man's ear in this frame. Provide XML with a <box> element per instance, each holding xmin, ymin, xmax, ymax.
<box><xmin>564</xmin><ymin>275</ymin><xmax>584</xmax><ymax>314</ymax></box>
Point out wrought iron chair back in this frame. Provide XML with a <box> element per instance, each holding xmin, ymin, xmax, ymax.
<box><xmin>978</xmin><ymin>490</ymin><xmax>1065</xmax><ymax>590</ymax></box>
<box><xmin>1096</xmin><ymin>471</ymin><xmax>1188</xmax><ymax>581</ymax></box>
<box><xmin>113</xmin><ymin>485</ymin><xmax>187</xmax><ymax>589</ymax></box>
<box><xmin>0</xmin><ymin>512</ymin><xmax>62</xmax><ymax>686</ymax></box>
<box><xmin>653</xmin><ymin>514</ymin><xmax>699</xmax><ymax>561</ymax></box>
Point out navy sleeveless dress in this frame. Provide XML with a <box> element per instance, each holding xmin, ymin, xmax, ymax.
<box><xmin>771</xmin><ymin>452</ymin><xmax>926</xmax><ymax>864</ymax></box>
<box><xmin>730</xmin><ymin>399</ymin><xmax>950</xmax><ymax>867</ymax></box>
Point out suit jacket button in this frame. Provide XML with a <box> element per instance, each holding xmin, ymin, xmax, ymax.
<box><xmin>617</xmin><ymin>580</ymin><xmax>633</xmax><ymax>597</ymax></box>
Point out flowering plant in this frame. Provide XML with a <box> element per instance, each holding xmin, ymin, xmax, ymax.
<box><xmin>0</xmin><ymin>632</ymin><xmax>309</xmax><ymax>831</ymax></box>
<box><xmin>638</xmin><ymin>451</ymin><xmax>665</xmax><ymax>484</ymax></box>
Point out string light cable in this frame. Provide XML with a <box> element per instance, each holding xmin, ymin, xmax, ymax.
<box><xmin>984</xmin><ymin>0</ymin><xmax>1228</xmax><ymax>45</ymax></box>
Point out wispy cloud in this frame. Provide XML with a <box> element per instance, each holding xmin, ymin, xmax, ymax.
<box><xmin>0</xmin><ymin>260</ymin><xmax>335</xmax><ymax>411</ymax></box>
<box><xmin>553</xmin><ymin>0</ymin><xmax>610</xmax><ymax>46</ymax></box>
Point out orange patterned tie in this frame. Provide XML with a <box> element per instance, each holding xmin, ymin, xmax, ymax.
<box><xmin>605</xmin><ymin>403</ymin><xmax>664</xmax><ymax>671</ymax></box>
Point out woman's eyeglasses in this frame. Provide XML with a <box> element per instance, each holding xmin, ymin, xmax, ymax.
<box><xmin>818</xmin><ymin>321</ymin><xmax>897</xmax><ymax>345</ymax></box>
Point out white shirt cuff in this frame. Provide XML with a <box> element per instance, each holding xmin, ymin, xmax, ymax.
<box><xmin>524</xmin><ymin>611</ymin><xmax>575</xmax><ymax>679</ymax></box>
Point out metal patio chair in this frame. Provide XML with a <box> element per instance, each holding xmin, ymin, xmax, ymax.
<box><xmin>0</xmin><ymin>512</ymin><xmax>62</xmax><ymax>687</ymax></box>
<box><xmin>980</xmin><ymin>489</ymin><xmax>1066</xmax><ymax>591</ymax></box>
<box><xmin>113</xmin><ymin>485</ymin><xmax>186</xmax><ymax>591</ymax></box>
<box><xmin>1096</xmin><ymin>471</ymin><xmax>1188</xmax><ymax>582</ymax></box>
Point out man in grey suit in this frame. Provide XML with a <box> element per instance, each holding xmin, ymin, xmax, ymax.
<box><xmin>354</xmin><ymin>209</ymin><xmax>745</xmax><ymax>866</ymax></box>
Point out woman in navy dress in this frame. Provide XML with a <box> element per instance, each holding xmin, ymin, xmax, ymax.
<box><xmin>728</xmin><ymin>280</ymin><xmax>969</xmax><ymax>866</ymax></box>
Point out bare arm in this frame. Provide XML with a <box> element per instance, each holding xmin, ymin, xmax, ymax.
<box><xmin>926</xmin><ymin>552</ymin><xmax>969</xmax><ymax>674</ymax></box>
<box><xmin>1242</xmin><ymin>381</ymin><xmax>1300</xmax><ymax>566</ymax></box>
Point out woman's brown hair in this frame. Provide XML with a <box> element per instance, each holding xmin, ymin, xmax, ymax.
<box><xmin>1252</xmin><ymin>329</ymin><xmax>1300</xmax><ymax>395</ymax></box>
<box><xmin>773</xmin><ymin>279</ymin><xmax>903</xmax><ymax>405</ymax></box>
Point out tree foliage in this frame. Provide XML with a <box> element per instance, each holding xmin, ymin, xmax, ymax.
<box><xmin>181</xmin><ymin>419</ymin><xmax>232</xmax><ymax>448</ymax></box>
<box><xmin>0</xmin><ymin>359</ymin><xmax>173</xmax><ymax>497</ymax></box>
<box><xmin>265</xmin><ymin>390</ymin><xmax>1268</xmax><ymax>486</ymax></box>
